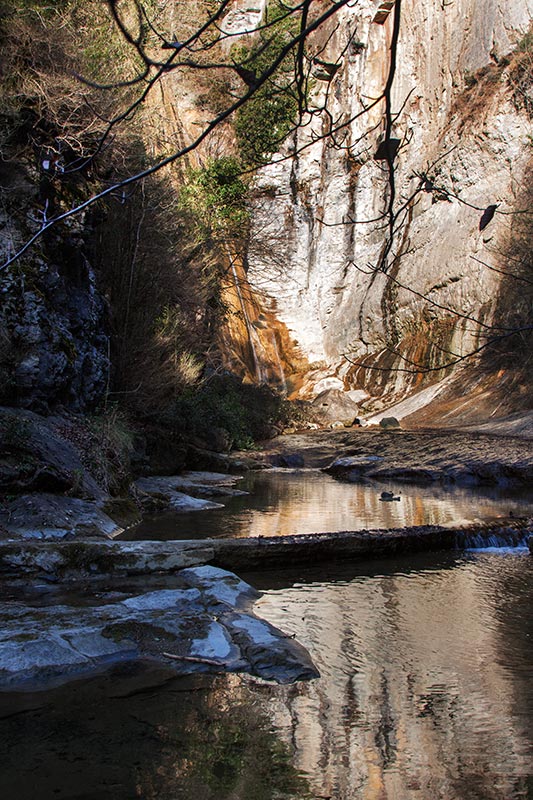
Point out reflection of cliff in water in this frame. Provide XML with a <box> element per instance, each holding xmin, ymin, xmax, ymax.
<box><xmin>0</xmin><ymin>671</ymin><xmax>309</xmax><ymax>800</ymax></box>
<box><xmin>254</xmin><ymin>551</ymin><xmax>533</xmax><ymax>800</ymax></box>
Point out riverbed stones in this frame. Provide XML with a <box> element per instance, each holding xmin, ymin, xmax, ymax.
<box><xmin>264</xmin><ymin>429</ymin><xmax>533</xmax><ymax>485</ymax></box>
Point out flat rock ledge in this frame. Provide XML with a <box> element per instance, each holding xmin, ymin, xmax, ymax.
<box><xmin>0</xmin><ymin>520</ymin><xmax>530</xmax><ymax>582</ymax></box>
<box><xmin>0</xmin><ymin>565</ymin><xmax>319</xmax><ymax>692</ymax></box>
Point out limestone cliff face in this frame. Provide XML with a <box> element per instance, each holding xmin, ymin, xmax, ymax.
<box><xmin>246</xmin><ymin>0</ymin><xmax>533</xmax><ymax>407</ymax></box>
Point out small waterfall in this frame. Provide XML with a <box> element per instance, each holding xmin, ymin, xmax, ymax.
<box><xmin>269</xmin><ymin>330</ymin><xmax>287</xmax><ymax>394</ymax></box>
<box><xmin>229</xmin><ymin>256</ymin><xmax>264</xmax><ymax>383</ymax></box>
<box><xmin>456</xmin><ymin>529</ymin><xmax>530</xmax><ymax>549</ymax></box>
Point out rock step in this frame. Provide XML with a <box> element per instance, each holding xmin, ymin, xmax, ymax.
<box><xmin>0</xmin><ymin>519</ymin><xmax>530</xmax><ymax>579</ymax></box>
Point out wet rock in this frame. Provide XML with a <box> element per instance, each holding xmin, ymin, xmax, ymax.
<box><xmin>134</xmin><ymin>476</ymin><xmax>225</xmax><ymax>512</ymax></box>
<box><xmin>269</xmin><ymin>453</ymin><xmax>305</xmax><ymax>468</ymax></box>
<box><xmin>179</xmin><ymin>565</ymin><xmax>260</xmax><ymax>610</ymax></box>
<box><xmin>221</xmin><ymin>611</ymin><xmax>319</xmax><ymax>683</ymax></box>
<box><xmin>0</xmin><ymin>494</ymin><xmax>121</xmax><ymax>540</ymax></box>
<box><xmin>0</xmin><ymin>539</ymin><xmax>215</xmax><ymax>579</ymax></box>
<box><xmin>155</xmin><ymin>471</ymin><xmax>248</xmax><ymax>499</ymax></box>
<box><xmin>324</xmin><ymin>455</ymin><xmax>384</xmax><ymax>481</ymax></box>
<box><xmin>0</xmin><ymin>567</ymin><xmax>319</xmax><ymax>690</ymax></box>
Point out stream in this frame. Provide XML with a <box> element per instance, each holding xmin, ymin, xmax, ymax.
<box><xmin>122</xmin><ymin>468</ymin><xmax>533</xmax><ymax>541</ymax></box>
<box><xmin>1</xmin><ymin>470</ymin><xmax>532</xmax><ymax>799</ymax></box>
<box><xmin>0</xmin><ymin>548</ymin><xmax>531</xmax><ymax>799</ymax></box>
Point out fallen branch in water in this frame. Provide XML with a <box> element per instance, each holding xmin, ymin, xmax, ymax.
<box><xmin>162</xmin><ymin>652</ymin><xmax>222</xmax><ymax>666</ymax></box>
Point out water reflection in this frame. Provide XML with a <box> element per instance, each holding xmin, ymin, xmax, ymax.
<box><xmin>0</xmin><ymin>671</ymin><xmax>309</xmax><ymax>800</ymax></box>
<box><xmin>254</xmin><ymin>550</ymin><xmax>533</xmax><ymax>799</ymax></box>
<box><xmin>123</xmin><ymin>469</ymin><xmax>533</xmax><ymax>541</ymax></box>
<box><xmin>1</xmin><ymin>552</ymin><xmax>531</xmax><ymax>799</ymax></box>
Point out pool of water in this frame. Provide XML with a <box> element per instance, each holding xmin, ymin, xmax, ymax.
<box><xmin>1</xmin><ymin>549</ymin><xmax>531</xmax><ymax>800</ymax></box>
<box><xmin>121</xmin><ymin>468</ymin><xmax>533</xmax><ymax>541</ymax></box>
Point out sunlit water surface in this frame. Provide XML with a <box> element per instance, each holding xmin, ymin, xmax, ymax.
<box><xmin>122</xmin><ymin>468</ymin><xmax>533</xmax><ymax>540</ymax></box>
<box><xmin>1</xmin><ymin>549</ymin><xmax>532</xmax><ymax>800</ymax></box>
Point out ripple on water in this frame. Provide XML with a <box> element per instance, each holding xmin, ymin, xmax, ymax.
<box><xmin>254</xmin><ymin>549</ymin><xmax>533</xmax><ymax>800</ymax></box>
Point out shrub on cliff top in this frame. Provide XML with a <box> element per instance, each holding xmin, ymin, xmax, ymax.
<box><xmin>233</xmin><ymin>2</ymin><xmax>300</xmax><ymax>166</ymax></box>
<box><xmin>509</xmin><ymin>25</ymin><xmax>533</xmax><ymax>117</ymax></box>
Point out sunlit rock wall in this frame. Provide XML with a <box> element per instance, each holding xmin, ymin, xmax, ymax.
<box><xmin>247</xmin><ymin>0</ymin><xmax>533</xmax><ymax>403</ymax></box>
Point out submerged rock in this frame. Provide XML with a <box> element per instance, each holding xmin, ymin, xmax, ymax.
<box><xmin>0</xmin><ymin>566</ymin><xmax>319</xmax><ymax>691</ymax></box>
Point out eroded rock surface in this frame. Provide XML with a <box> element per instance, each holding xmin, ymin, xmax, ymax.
<box><xmin>265</xmin><ymin>429</ymin><xmax>533</xmax><ymax>486</ymax></box>
<box><xmin>0</xmin><ymin>566</ymin><xmax>319</xmax><ymax>691</ymax></box>
<box><xmin>0</xmin><ymin>408</ymin><xmax>103</xmax><ymax>500</ymax></box>
<box><xmin>0</xmin><ymin>494</ymin><xmax>121</xmax><ymax>541</ymax></box>
<box><xmin>135</xmin><ymin>472</ymin><xmax>248</xmax><ymax>514</ymax></box>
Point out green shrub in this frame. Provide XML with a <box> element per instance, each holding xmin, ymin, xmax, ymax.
<box><xmin>179</xmin><ymin>157</ymin><xmax>250</xmax><ymax>239</ymax></box>
<box><xmin>509</xmin><ymin>25</ymin><xmax>533</xmax><ymax>117</ymax></box>
<box><xmin>169</xmin><ymin>374</ymin><xmax>287</xmax><ymax>450</ymax></box>
<box><xmin>233</xmin><ymin>3</ymin><xmax>300</xmax><ymax>165</ymax></box>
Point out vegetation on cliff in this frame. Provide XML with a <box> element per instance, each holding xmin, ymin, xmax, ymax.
<box><xmin>1</xmin><ymin>0</ymin><xmax>533</xmax><ymax>468</ymax></box>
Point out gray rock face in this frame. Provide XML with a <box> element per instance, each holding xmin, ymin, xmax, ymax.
<box><xmin>0</xmin><ymin>407</ymin><xmax>104</xmax><ymax>500</ymax></box>
<box><xmin>0</xmin><ymin>220</ymin><xmax>109</xmax><ymax>413</ymax></box>
<box><xmin>0</xmin><ymin>493</ymin><xmax>121</xmax><ymax>540</ymax></box>
<box><xmin>0</xmin><ymin>539</ymin><xmax>215</xmax><ymax>579</ymax></box>
<box><xmin>0</xmin><ymin>566</ymin><xmax>319</xmax><ymax>691</ymax></box>
<box><xmin>246</xmin><ymin>0</ymin><xmax>533</xmax><ymax>405</ymax></box>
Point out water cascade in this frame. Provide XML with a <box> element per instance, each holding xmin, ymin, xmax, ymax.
<box><xmin>457</xmin><ymin>529</ymin><xmax>530</xmax><ymax>549</ymax></box>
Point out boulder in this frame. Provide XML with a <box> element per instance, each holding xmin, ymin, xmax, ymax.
<box><xmin>0</xmin><ymin>493</ymin><xmax>121</xmax><ymax>540</ymax></box>
<box><xmin>310</xmin><ymin>389</ymin><xmax>359</xmax><ymax>426</ymax></box>
<box><xmin>379</xmin><ymin>416</ymin><xmax>401</xmax><ymax>429</ymax></box>
<box><xmin>323</xmin><ymin>455</ymin><xmax>384</xmax><ymax>481</ymax></box>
